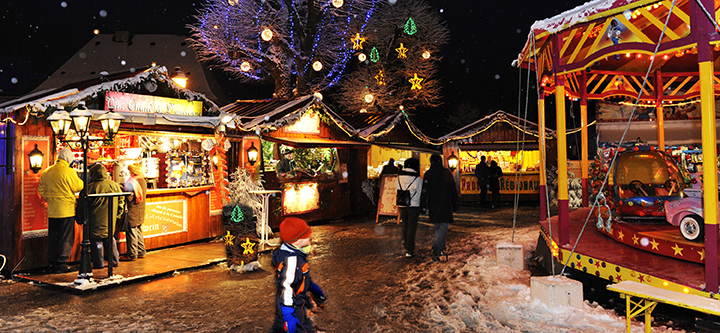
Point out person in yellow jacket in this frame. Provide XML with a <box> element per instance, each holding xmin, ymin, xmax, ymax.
<box><xmin>38</xmin><ymin>148</ymin><xmax>83</xmax><ymax>274</ymax></box>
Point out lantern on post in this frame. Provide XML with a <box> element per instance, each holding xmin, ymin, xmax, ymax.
<box><xmin>28</xmin><ymin>144</ymin><xmax>44</xmax><ymax>173</ymax></box>
<box><xmin>247</xmin><ymin>142</ymin><xmax>259</xmax><ymax>166</ymax></box>
<box><xmin>98</xmin><ymin>107</ymin><xmax>125</xmax><ymax>140</ymax></box>
<box><xmin>447</xmin><ymin>151</ymin><xmax>459</xmax><ymax>172</ymax></box>
<box><xmin>47</xmin><ymin>107</ymin><xmax>72</xmax><ymax>140</ymax></box>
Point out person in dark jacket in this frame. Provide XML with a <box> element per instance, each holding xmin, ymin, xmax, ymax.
<box><xmin>396</xmin><ymin>158</ymin><xmax>422</xmax><ymax>257</ymax></box>
<box><xmin>271</xmin><ymin>217</ymin><xmax>326</xmax><ymax>333</ymax></box>
<box><xmin>489</xmin><ymin>160</ymin><xmax>504</xmax><ymax>208</ymax></box>
<box><xmin>77</xmin><ymin>163</ymin><xmax>125</xmax><ymax>269</ymax></box>
<box><xmin>474</xmin><ymin>155</ymin><xmax>489</xmax><ymax>206</ymax></box>
<box><xmin>420</xmin><ymin>153</ymin><xmax>459</xmax><ymax>261</ymax></box>
<box><xmin>276</xmin><ymin>148</ymin><xmax>297</xmax><ymax>177</ymax></box>
<box><xmin>38</xmin><ymin>148</ymin><xmax>84</xmax><ymax>273</ymax></box>
<box><xmin>120</xmin><ymin>163</ymin><xmax>147</xmax><ymax>261</ymax></box>
<box><xmin>380</xmin><ymin>158</ymin><xmax>399</xmax><ymax>175</ymax></box>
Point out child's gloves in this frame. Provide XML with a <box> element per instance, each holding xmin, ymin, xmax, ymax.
<box><xmin>310</xmin><ymin>282</ymin><xmax>327</xmax><ymax>304</ymax></box>
<box><xmin>281</xmin><ymin>306</ymin><xmax>299</xmax><ymax>333</ymax></box>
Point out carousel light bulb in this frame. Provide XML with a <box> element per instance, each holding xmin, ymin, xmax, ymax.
<box><xmin>331</xmin><ymin>0</ymin><xmax>343</xmax><ymax>8</ymax></box>
<box><xmin>422</xmin><ymin>50</ymin><xmax>431</xmax><ymax>59</ymax></box>
<box><xmin>312</xmin><ymin>61</ymin><xmax>323</xmax><ymax>71</ymax></box>
<box><xmin>358</xmin><ymin>53</ymin><xmax>367</xmax><ymax>62</ymax></box>
<box><xmin>261</xmin><ymin>28</ymin><xmax>273</xmax><ymax>41</ymax></box>
<box><xmin>626</xmin><ymin>53</ymin><xmax>631</xmax><ymax>58</ymax></box>
<box><xmin>240</xmin><ymin>61</ymin><xmax>251</xmax><ymax>72</ymax></box>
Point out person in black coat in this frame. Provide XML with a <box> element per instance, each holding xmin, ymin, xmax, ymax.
<box><xmin>489</xmin><ymin>160</ymin><xmax>504</xmax><ymax>208</ymax></box>
<box><xmin>474</xmin><ymin>155</ymin><xmax>489</xmax><ymax>206</ymax></box>
<box><xmin>420</xmin><ymin>153</ymin><xmax>459</xmax><ymax>261</ymax></box>
<box><xmin>380</xmin><ymin>158</ymin><xmax>399</xmax><ymax>175</ymax></box>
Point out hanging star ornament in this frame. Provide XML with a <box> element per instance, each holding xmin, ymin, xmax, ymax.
<box><xmin>375</xmin><ymin>70</ymin><xmax>386</xmax><ymax>85</ymax></box>
<box><xmin>231</xmin><ymin>205</ymin><xmax>244</xmax><ymax>223</ymax></box>
<box><xmin>224</xmin><ymin>231</ymin><xmax>236</xmax><ymax>246</ymax></box>
<box><xmin>395</xmin><ymin>43</ymin><xmax>408</xmax><ymax>59</ymax></box>
<box><xmin>351</xmin><ymin>33</ymin><xmax>366</xmax><ymax>50</ymax></box>
<box><xmin>241</xmin><ymin>237</ymin><xmax>256</xmax><ymax>255</ymax></box>
<box><xmin>409</xmin><ymin>73</ymin><xmax>424</xmax><ymax>90</ymax></box>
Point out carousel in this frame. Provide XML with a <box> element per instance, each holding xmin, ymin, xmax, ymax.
<box><xmin>517</xmin><ymin>0</ymin><xmax>720</xmax><ymax>327</ymax></box>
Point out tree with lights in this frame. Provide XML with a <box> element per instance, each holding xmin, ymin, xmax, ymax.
<box><xmin>334</xmin><ymin>0</ymin><xmax>449</xmax><ymax>114</ymax></box>
<box><xmin>189</xmin><ymin>0</ymin><xmax>376</xmax><ymax>98</ymax></box>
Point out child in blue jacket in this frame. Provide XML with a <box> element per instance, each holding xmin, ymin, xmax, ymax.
<box><xmin>271</xmin><ymin>217</ymin><xmax>326</xmax><ymax>333</ymax></box>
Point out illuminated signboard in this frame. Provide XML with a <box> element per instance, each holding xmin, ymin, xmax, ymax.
<box><xmin>105</xmin><ymin>91</ymin><xmax>202</xmax><ymax>117</ymax></box>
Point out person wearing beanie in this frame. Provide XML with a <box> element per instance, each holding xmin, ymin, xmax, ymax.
<box><xmin>120</xmin><ymin>163</ymin><xmax>147</xmax><ymax>261</ymax></box>
<box><xmin>271</xmin><ymin>217</ymin><xmax>326</xmax><ymax>333</ymax></box>
<box><xmin>38</xmin><ymin>148</ymin><xmax>84</xmax><ymax>274</ymax></box>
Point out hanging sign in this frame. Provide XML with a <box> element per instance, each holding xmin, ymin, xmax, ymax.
<box><xmin>105</xmin><ymin>91</ymin><xmax>202</xmax><ymax>116</ymax></box>
<box><xmin>460</xmin><ymin>174</ymin><xmax>540</xmax><ymax>195</ymax></box>
<box><xmin>22</xmin><ymin>136</ymin><xmax>50</xmax><ymax>239</ymax></box>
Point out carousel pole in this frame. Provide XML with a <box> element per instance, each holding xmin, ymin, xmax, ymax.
<box><xmin>655</xmin><ymin>70</ymin><xmax>665</xmax><ymax>151</ymax></box>
<box><xmin>553</xmin><ymin>34</ymin><xmax>570</xmax><ymax>246</ymax></box>
<box><xmin>538</xmin><ymin>93</ymin><xmax>547</xmax><ymax>222</ymax></box>
<box><xmin>580</xmin><ymin>71</ymin><xmax>589</xmax><ymax>208</ymax></box>
<box><xmin>695</xmin><ymin>0</ymin><xmax>719</xmax><ymax>293</ymax></box>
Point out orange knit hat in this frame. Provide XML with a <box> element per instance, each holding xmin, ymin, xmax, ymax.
<box><xmin>280</xmin><ymin>217</ymin><xmax>312</xmax><ymax>243</ymax></box>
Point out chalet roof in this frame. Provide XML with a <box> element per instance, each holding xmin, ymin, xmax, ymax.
<box><xmin>439</xmin><ymin>110</ymin><xmax>556</xmax><ymax>143</ymax></box>
<box><xmin>32</xmin><ymin>33</ymin><xmax>227</xmax><ymax>103</ymax></box>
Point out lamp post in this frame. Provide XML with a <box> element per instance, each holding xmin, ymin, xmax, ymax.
<box><xmin>47</xmin><ymin>102</ymin><xmax>124</xmax><ymax>284</ymax></box>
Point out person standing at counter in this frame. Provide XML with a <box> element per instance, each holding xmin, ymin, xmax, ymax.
<box><xmin>120</xmin><ymin>163</ymin><xmax>147</xmax><ymax>261</ymax></box>
<box><xmin>474</xmin><ymin>155</ymin><xmax>489</xmax><ymax>207</ymax></box>
<box><xmin>489</xmin><ymin>160</ymin><xmax>504</xmax><ymax>209</ymax></box>
<box><xmin>38</xmin><ymin>148</ymin><xmax>84</xmax><ymax>274</ymax></box>
<box><xmin>78</xmin><ymin>164</ymin><xmax>124</xmax><ymax>269</ymax></box>
<box><xmin>396</xmin><ymin>158</ymin><xmax>422</xmax><ymax>258</ymax></box>
<box><xmin>381</xmin><ymin>158</ymin><xmax>399</xmax><ymax>175</ymax></box>
<box><xmin>276</xmin><ymin>148</ymin><xmax>297</xmax><ymax>176</ymax></box>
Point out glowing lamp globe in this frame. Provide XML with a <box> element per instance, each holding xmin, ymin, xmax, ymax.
<box><xmin>246</xmin><ymin>142</ymin><xmax>259</xmax><ymax>166</ymax></box>
<box><xmin>313</xmin><ymin>92</ymin><xmax>323</xmax><ymax>101</ymax></box>
<box><xmin>332</xmin><ymin>0</ymin><xmax>343</xmax><ymax>8</ymax></box>
<box><xmin>358</xmin><ymin>53</ymin><xmax>367</xmax><ymax>62</ymax></box>
<box><xmin>422</xmin><ymin>51</ymin><xmax>431</xmax><ymax>59</ymax></box>
<box><xmin>171</xmin><ymin>67</ymin><xmax>188</xmax><ymax>88</ymax></box>
<box><xmin>98</xmin><ymin>107</ymin><xmax>125</xmax><ymax>140</ymax></box>
<box><xmin>261</xmin><ymin>28</ymin><xmax>273</xmax><ymax>41</ymax></box>
<box><xmin>312</xmin><ymin>61</ymin><xmax>323</xmax><ymax>71</ymax></box>
<box><xmin>359</xmin><ymin>108</ymin><xmax>367</xmax><ymax>113</ymax></box>
<box><xmin>68</xmin><ymin>102</ymin><xmax>93</xmax><ymax>138</ymax></box>
<box><xmin>47</xmin><ymin>107</ymin><xmax>72</xmax><ymax>140</ymax></box>
<box><xmin>28</xmin><ymin>144</ymin><xmax>44</xmax><ymax>174</ymax></box>
<box><xmin>364</xmin><ymin>93</ymin><xmax>374</xmax><ymax>103</ymax></box>
<box><xmin>447</xmin><ymin>152</ymin><xmax>459</xmax><ymax>172</ymax></box>
<box><xmin>240</xmin><ymin>61</ymin><xmax>251</xmax><ymax>72</ymax></box>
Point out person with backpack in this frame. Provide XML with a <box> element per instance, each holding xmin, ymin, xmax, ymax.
<box><xmin>396</xmin><ymin>157</ymin><xmax>422</xmax><ymax>258</ymax></box>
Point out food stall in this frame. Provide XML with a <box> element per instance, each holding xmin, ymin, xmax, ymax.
<box><xmin>220</xmin><ymin>95</ymin><xmax>371</xmax><ymax>229</ymax></box>
<box><xmin>0</xmin><ymin>67</ymin><xmax>227</xmax><ymax>271</ymax></box>
<box><xmin>438</xmin><ymin>111</ymin><xmax>556</xmax><ymax>203</ymax></box>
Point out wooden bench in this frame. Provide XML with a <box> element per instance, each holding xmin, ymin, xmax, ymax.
<box><xmin>607</xmin><ymin>281</ymin><xmax>720</xmax><ymax>333</ymax></box>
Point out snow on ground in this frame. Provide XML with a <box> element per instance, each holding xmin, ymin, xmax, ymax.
<box><xmin>367</xmin><ymin>222</ymin><xmax>684</xmax><ymax>333</ymax></box>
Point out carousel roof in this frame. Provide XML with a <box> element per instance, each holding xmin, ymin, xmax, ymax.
<box><xmin>516</xmin><ymin>0</ymin><xmax>720</xmax><ymax>101</ymax></box>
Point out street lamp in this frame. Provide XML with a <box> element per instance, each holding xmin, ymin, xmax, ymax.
<box><xmin>47</xmin><ymin>102</ymin><xmax>124</xmax><ymax>284</ymax></box>
<box><xmin>447</xmin><ymin>151</ymin><xmax>459</xmax><ymax>172</ymax></box>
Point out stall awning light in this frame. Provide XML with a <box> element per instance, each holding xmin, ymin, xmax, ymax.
<box><xmin>172</xmin><ymin>67</ymin><xmax>188</xmax><ymax>88</ymax></box>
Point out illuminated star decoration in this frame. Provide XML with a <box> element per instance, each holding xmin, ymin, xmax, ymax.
<box><xmin>351</xmin><ymin>33</ymin><xmax>366</xmax><ymax>50</ymax></box>
<box><xmin>395</xmin><ymin>43</ymin><xmax>408</xmax><ymax>59</ymax></box>
<box><xmin>241</xmin><ymin>237</ymin><xmax>256</xmax><ymax>255</ymax></box>
<box><xmin>224</xmin><ymin>231</ymin><xmax>236</xmax><ymax>246</ymax></box>
<box><xmin>375</xmin><ymin>70</ymin><xmax>386</xmax><ymax>85</ymax></box>
<box><xmin>409</xmin><ymin>73</ymin><xmax>424</xmax><ymax>90</ymax></box>
<box><xmin>231</xmin><ymin>205</ymin><xmax>244</xmax><ymax>223</ymax></box>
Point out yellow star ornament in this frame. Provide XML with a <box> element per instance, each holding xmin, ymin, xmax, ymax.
<box><xmin>224</xmin><ymin>231</ymin><xmax>235</xmax><ymax>246</ymax></box>
<box><xmin>351</xmin><ymin>33</ymin><xmax>366</xmax><ymax>50</ymax></box>
<box><xmin>241</xmin><ymin>237</ymin><xmax>257</xmax><ymax>255</ymax></box>
<box><xmin>395</xmin><ymin>43</ymin><xmax>408</xmax><ymax>59</ymax></box>
<box><xmin>375</xmin><ymin>70</ymin><xmax>386</xmax><ymax>85</ymax></box>
<box><xmin>409</xmin><ymin>73</ymin><xmax>424</xmax><ymax>90</ymax></box>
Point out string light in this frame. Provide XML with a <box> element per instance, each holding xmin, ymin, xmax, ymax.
<box><xmin>331</xmin><ymin>0</ymin><xmax>343</xmax><ymax>8</ymax></box>
<box><xmin>312</xmin><ymin>60</ymin><xmax>323</xmax><ymax>71</ymax></box>
<box><xmin>358</xmin><ymin>53</ymin><xmax>367</xmax><ymax>62</ymax></box>
<box><xmin>261</xmin><ymin>28</ymin><xmax>273</xmax><ymax>41</ymax></box>
<box><xmin>422</xmin><ymin>50</ymin><xmax>431</xmax><ymax>59</ymax></box>
<box><xmin>240</xmin><ymin>61</ymin><xmax>251</xmax><ymax>72</ymax></box>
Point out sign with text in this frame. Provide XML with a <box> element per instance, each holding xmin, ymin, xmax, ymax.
<box><xmin>375</xmin><ymin>175</ymin><xmax>399</xmax><ymax>223</ymax></box>
<box><xmin>105</xmin><ymin>91</ymin><xmax>202</xmax><ymax>117</ymax></box>
<box><xmin>460</xmin><ymin>174</ymin><xmax>540</xmax><ymax>195</ymax></box>
<box><xmin>22</xmin><ymin>136</ymin><xmax>50</xmax><ymax>239</ymax></box>
<box><xmin>143</xmin><ymin>200</ymin><xmax>187</xmax><ymax>238</ymax></box>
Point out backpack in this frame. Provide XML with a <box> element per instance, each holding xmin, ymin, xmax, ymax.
<box><xmin>396</xmin><ymin>176</ymin><xmax>418</xmax><ymax>207</ymax></box>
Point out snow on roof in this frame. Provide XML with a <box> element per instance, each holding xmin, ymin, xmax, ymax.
<box><xmin>530</xmin><ymin>0</ymin><xmax>636</xmax><ymax>35</ymax></box>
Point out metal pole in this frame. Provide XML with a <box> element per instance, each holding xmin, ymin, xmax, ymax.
<box><xmin>107</xmin><ymin>196</ymin><xmax>114</xmax><ymax>277</ymax></box>
<box><xmin>76</xmin><ymin>140</ymin><xmax>93</xmax><ymax>282</ymax></box>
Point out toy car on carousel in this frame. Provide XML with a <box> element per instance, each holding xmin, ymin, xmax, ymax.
<box><xmin>609</xmin><ymin>148</ymin><xmax>690</xmax><ymax>220</ymax></box>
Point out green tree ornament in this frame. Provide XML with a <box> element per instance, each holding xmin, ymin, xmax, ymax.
<box><xmin>404</xmin><ymin>17</ymin><xmax>417</xmax><ymax>35</ymax></box>
<box><xmin>231</xmin><ymin>205</ymin><xmax>245</xmax><ymax>223</ymax></box>
<box><xmin>370</xmin><ymin>47</ymin><xmax>380</xmax><ymax>63</ymax></box>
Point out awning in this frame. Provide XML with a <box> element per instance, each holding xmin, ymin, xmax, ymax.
<box><xmin>91</xmin><ymin>110</ymin><xmax>220</xmax><ymax>128</ymax></box>
<box><xmin>597</xmin><ymin>119</ymin><xmax>716</xmax><ymax>146</ymax></box>
<box><xmin>372</xmin><ymin>142</ymin><xmax>441</xmax><ymax>154</ymax></box>
<box><xmin>458</xmin><ymin>142</ymin><xmax>539</xmax><ymax>151</ymax></box>
<box><xmin>263</xmin><ymin>136</ymin><xmax>369</xmax><ymax>149</ymax></box>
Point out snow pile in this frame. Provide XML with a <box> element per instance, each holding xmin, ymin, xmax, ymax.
<box><xmin>530</xmin><ymin>0</ymin><xmax>632</xmax><ymax>34</ymax></box>
<box><xmin>368</xmin><ymin>224</ymin><xmax>683</xmax><ymax>333</ymax></box>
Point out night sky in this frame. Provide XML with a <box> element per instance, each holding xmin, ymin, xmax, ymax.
<box><xmin>0</xmin><ymin>0</ymin><xmax>588</xmax><ymax>126</ymax></box>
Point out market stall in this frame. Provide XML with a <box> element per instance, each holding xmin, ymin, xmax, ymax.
<box><xmin>438</xmin><ymin>111</ymin><xmax>556</xmax><ymax>203</ymax></box>
<box><xmin>220</xmin><ymin>95</ymin><xmax>371</xmax><ymax>229</ymax></box>
<box><xmin>0</xmin><ymin>66</ymin><xmax>227</xmax><ymax>271</ymax></box>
